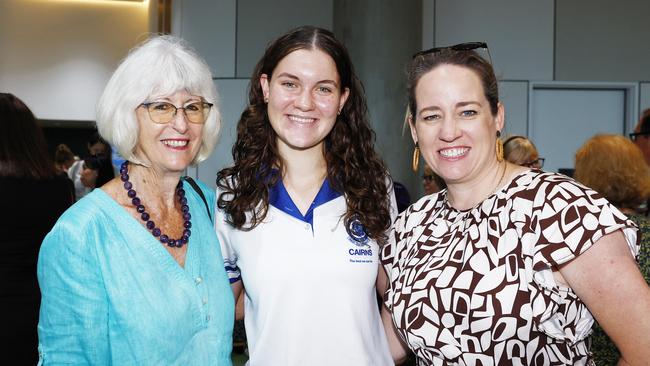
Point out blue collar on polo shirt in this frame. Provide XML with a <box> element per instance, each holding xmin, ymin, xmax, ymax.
<box><xmin>269</xmin><ymin>176</ymin><xmax>342</xmax><ymax>228</ymax></box>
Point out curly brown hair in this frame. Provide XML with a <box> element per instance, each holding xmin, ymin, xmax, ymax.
<box><xmin>217</xmin><ymin>26</ymin><xmax>391</xmax><ymax>245</ymax></box>
<box><xmin>575</xmin><ymin>134</ymin><xmax>650</xmax><ymax>209</ymax></box>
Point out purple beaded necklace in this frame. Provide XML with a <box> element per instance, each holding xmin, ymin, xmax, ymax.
<box><xmin>120</xmin><ymin>161</ymin><xmax>191</xmax><ymax>248</ymax></box>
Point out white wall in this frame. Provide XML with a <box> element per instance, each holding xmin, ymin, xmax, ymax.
<box><xmin>0</xmin><ymin>0</ymin><xmax>150</xmax><ymax>121</ymax></box>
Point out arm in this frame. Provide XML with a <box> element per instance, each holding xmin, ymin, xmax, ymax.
<box><xmin>37</xmin><ymin>219</ymin><xmax>109</xmax><ymax>364</ymax></box>
<box><xmin>558</xmin><ymin>231</ymin><xmax>650</xmax><ymax>365</ymax></box>
<box><xmin>377</xmin><ymin>263</ymin><xmax>409</xmax><ymax>364</ymax></box>
<box><xmin>214</xmin><ymin>187</ymin><xmax>244</xmax><ymax>319</ymax></box>
<box><xmin>231</xmin><ymin>280</ymin><xmax>245</xmax><ymax>321</ymax></box>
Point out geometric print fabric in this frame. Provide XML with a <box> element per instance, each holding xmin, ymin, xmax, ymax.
<box><xmin>382</xmin><ymin>170</ymin><xmax>638</xmax><ymax>365</ymax></box>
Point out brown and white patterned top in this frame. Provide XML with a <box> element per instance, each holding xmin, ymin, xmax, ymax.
<box><xmin>382</xmin><ymin>170</ymin><xmax>638</xmax><ymax>365</ymax></box>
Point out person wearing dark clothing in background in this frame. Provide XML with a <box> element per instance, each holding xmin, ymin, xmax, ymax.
<box><xmin>631</xmin><ymin>109</ymin><xmax>650</xmax><ymax>166</ymax></box>
<box><xmin>631</xmin><ymin>109</ymin><xmax>650</xmax><ymax>216</ymax></box>
<box><xmin>79</xmin><ymin>154</ymin><xmax>115</xmax><ymax>191</ymax></box>
<box><xmin>393</xmin><ymin>181</ymin><xmax>411</xmax><ymax>213</ymax></box>
<box><xmin>67</xmin><ymin>131</ymin><xmax>112</xmax><ymax>201</ymax></box>
<box><xmin>0</xmin><ymin>92</ymin><xmax>74</xmax><ymax>364</ymax></box>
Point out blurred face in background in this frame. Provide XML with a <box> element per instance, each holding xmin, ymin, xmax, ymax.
<box><xmin>89</xmin><ymin>141</ymin><xmax>110</xmax><ymax>158</ymax></box>
<box><xmin>80</xmin><ymin>163</ymin><xmax>98</xmax><ymax>188</ymax></box>
<box><xmin>422</xmin><ymin>165</ymin><xmax>443</xmax><ymax>195</ymax></box>
<box><xmin>633</xmin><ymin>122</ymin><xmax>650</xmax><ymax>166</ymax></box>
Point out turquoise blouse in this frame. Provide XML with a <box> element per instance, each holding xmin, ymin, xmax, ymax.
<box><xmin>37</xmin><ymin>180</ymin><xmax>234</xmax><ymax>365</ymax></box>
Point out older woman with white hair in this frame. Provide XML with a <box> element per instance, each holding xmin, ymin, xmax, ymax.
<box><xmin>37</xmin><ymin>35</ymin><xmax>233</xmax><ymax>365</ymax></box>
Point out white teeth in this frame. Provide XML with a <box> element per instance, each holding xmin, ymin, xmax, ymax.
<box><xmin>440</xmin><ymin>147</ymin><xmax>468</xmax><ymax>158</ymax></box>
<box><xmin>163</xmin><ymin>140</ymin><xmax>188</xmax><ymax>147</ymax></box>
<box><xmin>288</xmin><ymin>115</ymin><xmax>316</xmax><ymax>124</ymax></box>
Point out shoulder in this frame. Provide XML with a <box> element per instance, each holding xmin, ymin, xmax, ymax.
<box><xmin>53</xmin><ymin>191</ymin><xmax>112</xmax><ymax>233</ymax></box>
<box><xmin>507</xmin><ymin>170</ymin><xmax>606</xmax><ymax>206</ymax></box>
<box><xmin>41</xmin><ymin>190</ymin><xmax>114</xmax><ymax>259</ymax></box>
<box><xmin>184</xmin><ymin>177</ymin><xmax>215</xmax><ymax>202</ymax></box>
<box><xmin>394</xmin><ymin>191</ymin><xmax>446</xmax><ymax>234</ymax></box>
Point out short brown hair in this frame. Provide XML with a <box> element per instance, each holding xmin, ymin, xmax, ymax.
<box><xmin>574</xmin><ymin>134</ymin><xmax>650</xmax><ymax>209</ymax></box>
<box><xmin>407</xmin><ymin>47</ymin><xmax>498</xmax><ymax>119</ymax></box>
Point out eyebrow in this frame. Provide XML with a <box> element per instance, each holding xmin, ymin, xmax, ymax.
<box><xmin>150</xmin><ymin>96</ymin><xmax>201</xmax><ymax>104</ymax></box>
<box><xmin>418</xmin><ymin>101</ymin><xmax>481</xmax><ymax>116</ymax></box>
<box><xmin>275</xmin><ymin>72</ymin><xmax>339</xmax><ymax>87</ymax></box>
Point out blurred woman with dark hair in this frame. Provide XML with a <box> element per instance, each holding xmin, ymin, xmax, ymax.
<box><xmin>0</xmin><ymin>92</ymin><xmax>74</xmax><ymax>364</ymax></box>
<box><xmin>79</xmin><ymin>154</ymin><xmax>115</xmax><ymax>190</ymax></box>
<box><xmin>67</xmin><ymin>131</ymin><xmax>113</xmax><ymax>201</ymax></box>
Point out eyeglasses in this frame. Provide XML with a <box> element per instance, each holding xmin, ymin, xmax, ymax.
<box><xmin>629</xmin><ymin>132</ymin><xmax>650</xmax><ymax>141</ymax></box>
<box><xmin>140</xmin><ymin>101</ymin><xmax>213</xmax><ymax>124</ymax></box>
<box><xmin>412</xmin><ymin>41</ymin><xmax>492</xmax><ymax>64</ymax></box>
<box><xmin>522</xmin><ymin>158</ymin><xmax>545</xmax><ymax>169</ymax></box>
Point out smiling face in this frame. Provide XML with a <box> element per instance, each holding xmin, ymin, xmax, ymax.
<box><xmin>410</xmin><ymin>64</ymin><xmax>504</xmax><ymax>186</ymax></box>
<box><xmin>260</xmin><ymin>48</ymin><xmax>349</xmax><ymax>156</ymax></box>
<box><xmin>134</xmin><ymin>89</ymin><xmax>204</xmax><ymax>175</ymax></box>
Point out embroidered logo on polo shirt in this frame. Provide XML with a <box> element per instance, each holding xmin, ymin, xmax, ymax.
<box><xmin>346</xmin><ymin>217</ymin><xmax>373</xmax><ymax>263</ymax></box>
<box><xmin>347</xmin><ymin>216</ymin><xmax>369</xmax><ymax>246</ymax></box>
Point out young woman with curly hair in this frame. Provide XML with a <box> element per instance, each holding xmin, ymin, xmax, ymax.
<box><xmin>215</xmin><ymin>26</ymin><xmax>396</xmax><ymax>365</ymax></box>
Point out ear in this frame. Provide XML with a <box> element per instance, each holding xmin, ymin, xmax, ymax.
<box><xmin>495</xmin><ymin>102</ymin><xmax>505</xmax><ymax>131</ymax></box>
<box><xmin>260</xmin><ymin>74</ymin><xmax>270</xmax><ymax>101</ymax></box>
<box><xmin>408</xmin><ymin>113</ymin><xmax>418</xmax><ymax>145</ymax></box>
<box><xmin>338</xmin><ymin>87</ymin><xmax>350</xmax><ymax>113</ymax></box>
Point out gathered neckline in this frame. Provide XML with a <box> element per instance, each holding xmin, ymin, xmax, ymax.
<box><xmin>441</xmin><ymin>169</ymin><xmax>540</xmax><ymax>214</ymax></box>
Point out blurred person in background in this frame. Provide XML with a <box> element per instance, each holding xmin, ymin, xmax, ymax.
<box><xmin>422</xmin><ymin>164</ymin><xmax>446</xmax><ymax>195</ymax></box>
<box><xmin>503</xmin><ymin>134</ymin><xmax>544</xmax><ymax>169</ymax></box>
<box><xmin>0</xmin><ymin>92</ymin><xmax>74</xmax><ymax>364</ymax></box>
<box><xmin>574</xmin><ymin>134</ymin><xmax>650</xmax><ymax>365</ymax></box>
<box><xmin>53</xmin><ymin>143</ymin><xmax>76</xmax><ymax>175</ymax></box>
<box><xmin>631</xmin><ymin>109</ymin><xmax>650</xmax><ymax>166</ymax></box>
<box><xmin>67</xmin><ymin>131</ymin><xmax>112</xmax><ymax>201</ymax></box>
<box><xmin>79</xmin><ymin>154</ymin><xmax>115</xmax><ymax>191</ymax></box>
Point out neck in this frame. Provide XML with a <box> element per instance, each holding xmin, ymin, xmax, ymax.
<box><xmin>446</xmin><ymin>160</ymin><xmax>507</xmax><ymax>211</ymax></box>
<box><xmin>127</xmin><ymin>163</ymin><xmax>182</xmax><ymax>207</ymax></box>
<box><xmin>277</xmin><ymin>143</ymin><xmax>328</xmax><ymax>215</ymax></box>
<box><xmin>278</xmin><ymin>143</ymin><xmax>327</xmax><ymax>184</ymax></box>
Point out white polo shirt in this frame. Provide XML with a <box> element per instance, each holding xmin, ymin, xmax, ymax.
<box><xmin>216</xmin><ymin>178</ymin><xmax>394</xmax><ymax>366</ymax></box>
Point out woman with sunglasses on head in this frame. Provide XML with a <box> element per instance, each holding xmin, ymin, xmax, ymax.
<box><xmin>37</xmin><ymin>36</ymin><xmax>233</xmax><ymax>365</ymax></box>
<box><xmin>215</xmin><ymin>26</ymin><xmax>396</xmax><ymax>365</ymax></box>
<box><xmin>503</xmin><ymin>134</ymin><xmax>545</xmax><ymax>169</ymax></box>
<box><xmin>380</xmin><ymin>43</ymin><xmax>650</xmax><ymax>364</ymax></box>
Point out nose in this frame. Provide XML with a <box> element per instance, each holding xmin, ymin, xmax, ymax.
<box><xmin>295</xmin><ymin>89</ymin><xmax>314</xmax><ymax>111</ymax></box>
<box><xmin>170</xmin><ymin>108</ymin><xmax>189</xmax><ymax>133</ymax></box>
<box><xmin>438</xmin><ymin>117</ymin><xmax>461</xmax><ymax>142</ymax></box>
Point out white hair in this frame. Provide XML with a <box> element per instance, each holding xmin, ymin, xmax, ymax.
<box><xmin>96</xmin><ymin>35</ymin><xmax>220</xmax><ymax>165</ymax></box>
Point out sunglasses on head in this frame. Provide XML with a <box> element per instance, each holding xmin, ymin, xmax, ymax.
<box><xmin>412</xmin><ymin>42</ymin><xmax>492</xmax><ymax>64</ymax></box>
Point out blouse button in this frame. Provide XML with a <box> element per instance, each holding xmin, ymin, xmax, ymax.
<box><xmin>195</xmin><ymin>276</ymin><xmax>202</xmax><ymax>285</ymax></box>
<box><xmin>206</xmin><ymin>314</ymin><xmax>211</xmax><ymax>322</ymax></box>
<box><xmin>202</xmin><ymin>297</ymin><xmax>208</xmax><ymax>305</ymax></box>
